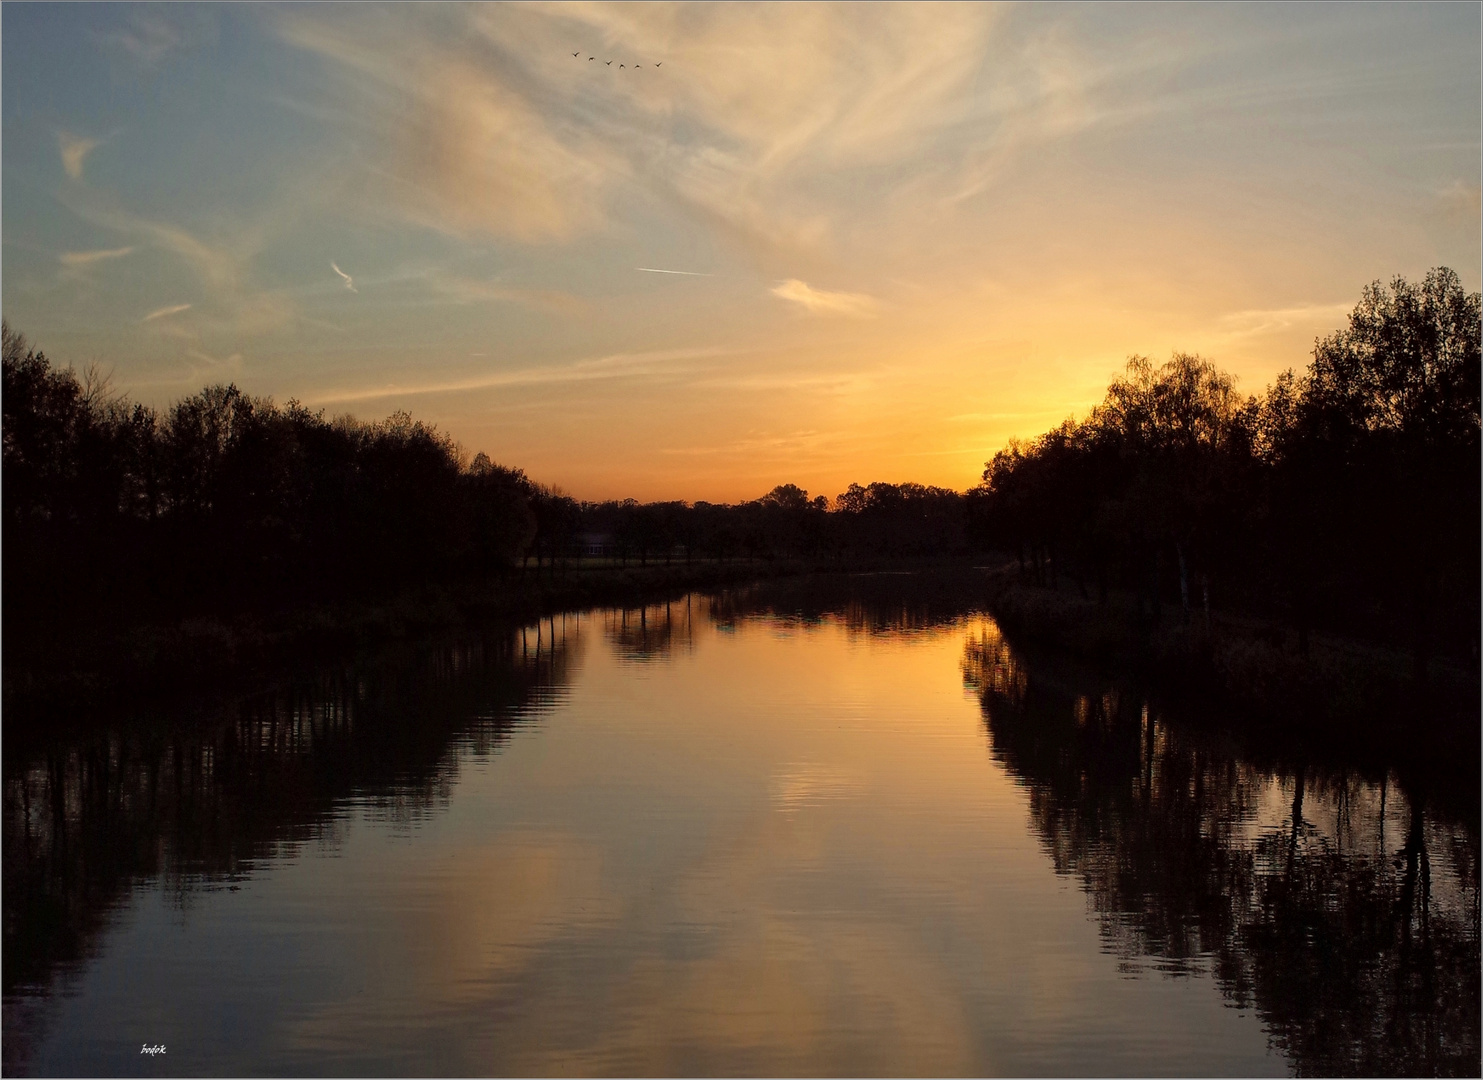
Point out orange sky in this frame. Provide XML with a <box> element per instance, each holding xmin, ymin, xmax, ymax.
<box><xmin>4</xmin><ymin>3</ymin><xmax>1479</xmax><ymax>501</ymax></box>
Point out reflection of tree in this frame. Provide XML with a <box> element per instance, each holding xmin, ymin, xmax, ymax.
<box><xmin>603</xmin><ymin>599</ymin><xmax>698</xmax><ymax>662</ymax></box>
<box><xmin>709</xmin><ymin>569</ymin><xmax>993</xmax><ymax>639</ymax></box>
<box><xmin>2</xmin><ymin>624</ymin><xmax>579</xmax><ymax>1073</ymax></box>
<box><xmin>962</xmin><ymin>620</ymin><xmax>1480</xmax><ymax>1076</ymax></box>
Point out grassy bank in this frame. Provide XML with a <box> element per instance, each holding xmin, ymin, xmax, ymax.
<box><xmin>2</xmin><ymin>558</ymin><xmax>809</xmax><ymax>722</ymax></box>
<box><xmin>983</xmin><ymin>570</ymin><xmax>1477</xmax><ymax>734</ymax></box>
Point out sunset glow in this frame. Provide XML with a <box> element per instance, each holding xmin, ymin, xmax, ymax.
<box><xmin>4</xmin><ymin>2</ymin><xmax>1478</xmax><ymax>501</ymax></box>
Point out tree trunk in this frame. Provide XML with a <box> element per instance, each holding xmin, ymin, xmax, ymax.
<box><xmin>1176</xmin><ymin>542</ymin><xmax>1190</xmax><ymax>624</ymax></box>
<box><xmin>1412</xmin><ymin>576</ymin><xmax>1431</xmax><ymax>685</ymax></box>
<box><xmin>1151</xmin><ymin>546</ymin><xmax>1162</xmax><ymax>625</ymax></box>
<box><xmin>1287</xmin><ymin>766</ymin><xmax>1305</xmax><ymax>877</ymax></box>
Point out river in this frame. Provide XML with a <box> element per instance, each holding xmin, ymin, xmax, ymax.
<box><xmin>4</xmin><ymin>572</ymin><xmax>1477</xmax><ymax>1076</ymax></box>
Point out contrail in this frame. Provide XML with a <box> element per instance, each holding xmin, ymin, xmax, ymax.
<box><xmin>331</xmin><ymin>261</ymin><xmax>357</xmax><ymax>292</ymax></box>
<box><xmin>636</xmin><ymin>267</ymin><xmax>711</xmax><ymax>276</ymax></box>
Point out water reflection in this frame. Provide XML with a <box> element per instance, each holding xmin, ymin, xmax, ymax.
<box><xmin>709</xmin><ymin>570</ymin><xmax>990</xmax><ymax>638</ymax></box>
<box><xmin>3</xmin><ymin>622</ymin><xmax>581</xmax><ymax>1074</ymax></box>
<box><xmin>962</xmin><ymin>620</ymin><xmax>1481</xmax><ymax>1076</ymax></box>
<box><xmin>603</xmin><ymin>599</ymin><xmax>701</xmax><ymax>662</ymax></box>
<box><xmin>2</xmin><ymin>575</ymin><xmax>1477</xmax><ymax>1076</ymax></box>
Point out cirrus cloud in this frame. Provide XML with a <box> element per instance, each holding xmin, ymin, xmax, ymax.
<box><xmin>771</xmin><ymin>279</ymin><xmax>877</xmax><ymax>318</ymax></box>
<box><xmin>143</xmin><ymin>303</ymin><xmax>192</xmax><ymax>322</ymax></box>
<box><xmin>58</xmin><ymin>132</ymin><xmax>101</xmax><ymax>181</ymax></box>
<box><xmin>59</xmin><ymin>246</ymin><xmax>134</xmax><ymax>267</ymax></box>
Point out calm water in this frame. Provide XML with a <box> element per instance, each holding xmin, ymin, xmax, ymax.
<box><xmin>4</xmin><ymin>574</ymin><xmax>1478</xmax><ymax>1076</ymax></box>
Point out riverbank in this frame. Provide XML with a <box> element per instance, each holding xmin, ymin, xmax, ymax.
<box><xmin>981</xmin><ymin>570</ymin><xmax>1481</xmax><ymax>828</ymax></box>
<box><xmin>2</xmin><ymin>558</ymin><xmax>812</xmax><ymax>724</ymax></box>
<box><xmin>982</xmin><ymin>570</ymin><xmax>1477</xmax><ymax>732</ymax></box>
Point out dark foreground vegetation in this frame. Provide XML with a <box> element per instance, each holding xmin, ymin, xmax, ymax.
<box><xmin>4</xmin><ymin>268</ymin><xmax>1478</xmax><ymax>712</ymax></box>
<box><xmin>979</xmin><ymin>268</ymin><xmax>1480</xmax><ymax>681</ymax></box>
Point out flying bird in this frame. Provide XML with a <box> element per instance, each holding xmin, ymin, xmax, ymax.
<box><xmin>588</xmin><ymin>56</ymin><xmax>595</xmax><ymax>60</ymax></box>
<box><xmin>619</xmin><ymin>64</ymin><xmax>624</xmax><ymax>68</ymax></box>
<box><xmin>572</xmin><ymin>51</ymin><xmax>579</xmax><ymax>57</ymax></box>
<box><xmin>654</xmin><ymin>62</ymin><xmax>662</xmax><ymax>67</ymax></box>
<box><xmin>605</xmin><ymin>60</ymin><xmax>612</xmax><ymax>65</ymax></box>
<box><xmin>330</xmin><ymin>261</ymin><xmax>356</xmax><ymax>293</ymax></box>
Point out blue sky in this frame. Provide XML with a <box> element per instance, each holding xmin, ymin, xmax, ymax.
<box><xmin>4</xmin><ymin>3</ymin><xmax>1478</xmax><ymax>499</ymax></box>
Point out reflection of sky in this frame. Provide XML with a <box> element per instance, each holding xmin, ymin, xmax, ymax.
<box><xmin>23</xmin><ymin>610</ymin><xmax>1287</xmax><ymax>1076</ymax></box>
<box><xmin>3</xmin><ymin>4</ymin><xmax>1478</xmax><ymax>501</ymax></box>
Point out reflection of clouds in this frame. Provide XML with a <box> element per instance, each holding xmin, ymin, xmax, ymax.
<box><xmin>279</xmin><ymin>829</ymin><xmax>618</xmax><ymax>1054</ymax></box>
<box><xmin>772</xmin><ymin>762</ymin><xmax>865</xmax><ymax>812</ymax></box>
<box><xmin>584</xmin><ymin>919</ymin><xmax>975</xmax><ymax>1076</ymax></box>
<box><xmin>13</xmin><ymin>588</ymin><xmax>1316</xmax><ymax>1075</ymax></box>
<box><xmin>262</xmin><ymin>606</ymin><xmax>1028</xmax><ymax>1074</ymax></box>
<box><xmin>276</xmin><ymin>805</ymin><xmax>977</xmax><ymax>1074</ymax></box>
<box><xmin>527</xmin><ymin>773</ymin><xmax>979</xmax><ymax>1074</ymax></box>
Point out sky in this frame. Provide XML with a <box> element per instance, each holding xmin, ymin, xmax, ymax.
<box><xmin>3</xmin><ymin>2</ymin><xmax>1478</xmax><ymax>502</ymax></box>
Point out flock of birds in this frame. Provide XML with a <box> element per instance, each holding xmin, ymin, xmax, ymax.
<box><xmin>572</xmin><ymin>50</ymin><xmax>661</xmax><ymax>70</ymax></box>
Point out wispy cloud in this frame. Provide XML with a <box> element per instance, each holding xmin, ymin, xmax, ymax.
<box><xmin>309</xmin><ymin>346</ymin><xmax>725</xmax><ymax>405</ymax></box>
<box><xmin>272</xmin><ymin>4</ymin><xmax>999</xmax><ymax>258</ymax></box>
<box><xmin>944</xmin><ymin>409</ymin><xmax>1070</xmax><ymax>423</ymax></box>
<box><xmin>58</xmin><ymin>133</ymin><xmax>101</xmax><ymax>181</ymax></box>
<box><xmin>96</xmin><ymin>8</ymin><xmax>214</xmax><ymax>67</ymax></box>
<box><xmin>1437</xmin><ymin>179</ymin><xmax>1481</xmax><ymax>221</ymax></box>
<box><xmin>1215</xmin><ymin>301</ymin><xmax>1353</xmax><ymax>341</ymax></box>
<box><xmin>59</xmin><ymin>246</ymin><xmax>134</xmax><ymax>267</ymax></box>
<box><xmin>771</xmin><ymin>279</ymin><xmax>877</xmax><ymax>318</ymax></box>
<box><xmin>104</xmin><ymin>14</ymin><xmax>183</xmax><ymax>64</ymax></box>
<box><xmin>175</xmin><ymin>349</ymin><xmax>244</xmax><ymax>386</ymax></box>
<box><xmin>431</xmin><ymin>275</ymin><xmax>587</xmax><ymax>315</ymax></box>
<box><xmin>147</xmin><ymin>222</ymin><xmax>245</xmax><ymax>292</ymax></box>
<box><xmin>60</xmin><ymin>189</ymin><xmax>258</xmax><ymax>293</ymax></box>
<box><xmin>143</xmin><ymin>303</ymin><xmax>192</xmax><ymax>322</ymax></box>
<box><xmin>694</xmin><ymin>369</ymin><xmax>879</xmax><ymax>396</ymax></box>
<box><xmin>125</xmin><ymin>347</ymin><xmax>246</xmax><ymax>391</ymax></box>
<box><xmin>277</xmin><ymin>11</ymin><xmax>614</xmax><ymax>242</ymax></box>
<box><xmin>637</xmin><ymin>267</ymin><xmax>711</xmax><ymax>276</ymax></box>
<box><xmin>658</xmin><ymin>428</ymin><xmax>842</xmax><ymax>461</ymax></box>
<box><xmin>331</xmin><ymin>261</ymin><xmax>357</xmax><ymax>292</ymax></box>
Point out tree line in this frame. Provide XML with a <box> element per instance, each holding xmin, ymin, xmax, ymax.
<box><xmin>0</xmin><ymin>322</ymin><xmax>977</xmax><ymax>630</ymax></box>
<box><xmin>557</xmin><ymin>480</ymin><xmax>974</xmax><ymax>569</ymax></box>
<box><xmin>4</xmin><ymin>322</ymin><xmax>534</xmax><ymax>623</ymax></box>
<box><xmin>4</xmin><ymin>267</ymin><xmax>1477</xmax><ymax>661</ymax></box>
<box><xmin>977</xmin><ymin>268</ymin><xmax>1479</xmax><ymax>669</ymax></box>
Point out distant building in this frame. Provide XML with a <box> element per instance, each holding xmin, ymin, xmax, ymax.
<box><xmin>579</xmin><ymin>532</ymin><xmax>612</xmax><ymax>557</ymax></box>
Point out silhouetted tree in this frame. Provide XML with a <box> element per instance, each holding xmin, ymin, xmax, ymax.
<box><xmin>974</xmin><ymin>269</ymin><xmax>1480</xmax><ymax>661</ymax></box>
